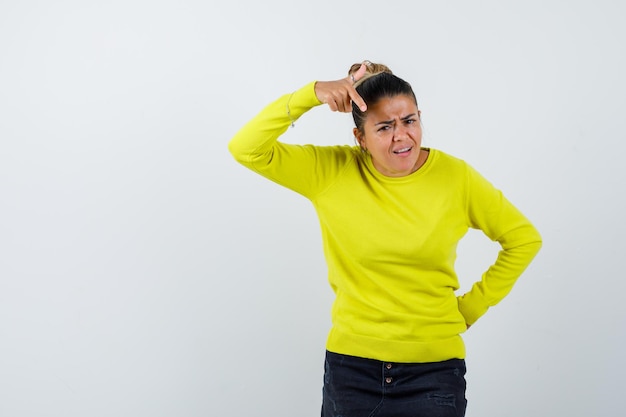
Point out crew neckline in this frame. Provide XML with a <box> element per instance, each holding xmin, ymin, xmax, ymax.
<box><xmin>363</xmin><ymin>147</ymin><xmax>437</xmax><ymax>183</ymax></box>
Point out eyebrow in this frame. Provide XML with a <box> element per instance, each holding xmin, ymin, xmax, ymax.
<box><xmin>374</xmin><ymin>113</ymin><xmax>419</xmax><ymax>126</ymax></box>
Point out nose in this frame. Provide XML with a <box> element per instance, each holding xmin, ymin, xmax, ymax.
<box><xmin>393</xmin><ymin>123</ymin><xmax>410</xmax><ymax>140</ymax></box>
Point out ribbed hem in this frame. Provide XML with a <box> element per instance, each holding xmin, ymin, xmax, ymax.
<box><xmin>326</xmin><ymin>327</ymin><xmax>466</xmax><ymax>363</ymax></box>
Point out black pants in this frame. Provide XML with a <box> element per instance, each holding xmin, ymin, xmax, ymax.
<box><xmin>322</xmin><ymin>351</ymin><xmax>467</xmax><ymax>417</ymax></box>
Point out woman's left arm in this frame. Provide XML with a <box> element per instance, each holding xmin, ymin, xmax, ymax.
<box><xmin>457</xmin><ymin>165</ymin><xmax>542</xmax><ymax>326</ymax></box>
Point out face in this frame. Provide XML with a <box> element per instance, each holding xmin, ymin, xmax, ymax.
<box><xmin>354</xmin><ymin>94</ymin><xmax>423</xmax><ymax>177</ymax></box>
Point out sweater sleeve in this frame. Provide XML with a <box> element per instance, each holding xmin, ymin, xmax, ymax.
<box><xmin>228</xmin><ymin>81</ymin><xmax>334</xmax><ymax>197</ymax></box>
<box><xmin>457</xmin><ymin>165</ymin><xmax>542</xmax><ymax>325</ymax></box>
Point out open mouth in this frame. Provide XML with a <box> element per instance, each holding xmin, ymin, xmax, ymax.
<box><xmin>393</xmin><ymin>146</ymin><xmax>413</xmax><ymax>155</ymax></box>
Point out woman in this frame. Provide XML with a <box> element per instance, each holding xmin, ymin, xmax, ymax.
<box><xmin>228</xmin><ymin>61</ymin><xmax>542</xmax><ymax>417</ymax></box>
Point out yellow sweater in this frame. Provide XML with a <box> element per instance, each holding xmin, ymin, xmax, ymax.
<box><xmin>228</xmin><ymin>82</ymin><xmax>542</xmax><ymax>363</ymax></box>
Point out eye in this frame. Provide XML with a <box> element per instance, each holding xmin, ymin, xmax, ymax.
<box><xmin>377</xmin><ymin>125</ymin><xmax>391</xmax><ymax>132</ymax></box>
<box><xmin>405</xmin><ymin>118</ymin><xmax>417</xmax><ymax>125</ymax></box>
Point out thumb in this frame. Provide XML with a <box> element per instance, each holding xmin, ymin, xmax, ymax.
<box><xmin>351</xmin><ymin>62</ymin><xmax>368</xmax><ymax>83</ymax></box>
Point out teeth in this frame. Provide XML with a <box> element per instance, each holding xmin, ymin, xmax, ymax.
<box><xmin>394</xmin><ymin>147</ymin><xmax>412</xmax><ymax>153</ymax></box>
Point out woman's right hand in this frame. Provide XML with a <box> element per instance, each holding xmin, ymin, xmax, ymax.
<box><xmin>314</xmin><ymin>63</ymin><xmax>368</xmax><ymax>113</ymax></box>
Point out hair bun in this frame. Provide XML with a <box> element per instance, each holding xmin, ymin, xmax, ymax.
<box><xmin>348</xmin><ymin>61</ymin><xmax>393</xmax><ymax>77</ymax></box>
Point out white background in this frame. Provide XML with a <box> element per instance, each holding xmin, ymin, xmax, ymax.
<box><xmin>1</xmin><ymin>1</ymin><xmax>624</xmax><ymax>416</ymax></box>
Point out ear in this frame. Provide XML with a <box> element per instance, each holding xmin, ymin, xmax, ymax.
<box><xmin>353</xmin><ymin>127</ymin><xmax>366</xmax><ymax>150</ymax></box>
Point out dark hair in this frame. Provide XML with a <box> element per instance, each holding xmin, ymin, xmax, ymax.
<box><xmin>351</xmin><ymin>72</ymin><xmax>418</xmax><ymax>133</ymax></box>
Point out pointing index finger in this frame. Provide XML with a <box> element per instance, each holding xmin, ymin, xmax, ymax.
<box><xmin>349</xmin><ymin>63</ymin><xmax>368</xmax><ymax>111</ymax></box>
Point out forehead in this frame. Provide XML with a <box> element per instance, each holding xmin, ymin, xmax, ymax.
<box><xmin>367</xmin><ymin>95</ymin><xmax>418</xmax><ymax>120</ymax></box>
